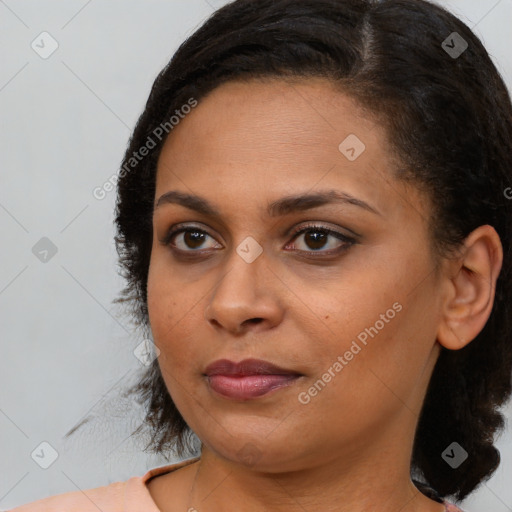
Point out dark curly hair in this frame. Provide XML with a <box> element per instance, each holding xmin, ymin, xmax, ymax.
<box><xmin>73</xmin><ymin>0</ymin><xmax>512</xmax><ymax>505</ymax></box>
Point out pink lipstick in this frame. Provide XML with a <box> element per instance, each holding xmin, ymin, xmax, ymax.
<box><xmin>204</xmin><ymin>358</ymin><xmax>302</xmax><ymax>400</ymax></box>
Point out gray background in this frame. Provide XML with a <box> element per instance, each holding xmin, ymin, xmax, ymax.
<box><xmin>0</xmin><ymin>0</ymin><xmax>511</xmax><ymax>510</ymax></box>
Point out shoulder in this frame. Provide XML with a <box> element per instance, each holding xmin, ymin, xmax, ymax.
<box><xmin>6</xmin><ymin>480</ymin><xmax>127</xmax><ymax>512</ymax></box>
<box><xmin>5</xmin><ymin>473</ymin><xmax>161</xmax><ymax>512</ymax></box>
<box><xmin>5</xmin><ymin>458</ymin><xmax>200</xmax><ymax>512</ymax></box>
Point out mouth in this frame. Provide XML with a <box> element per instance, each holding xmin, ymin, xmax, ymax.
<box><xmin>203</xmin><ymin>358</ymin><xmax>303</xmax><ymax>400</ymax></box>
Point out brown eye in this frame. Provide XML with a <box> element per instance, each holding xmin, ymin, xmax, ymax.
<box><xmin>285</xmin><ymin>224</ymin><xmax>356</xmax><ymax>256</ymax></box>
<box><xmin>302</xmin><ymin>230</ymin><xmax>329</xmax><ymax>250</ymax></box>
<box><xmin>181</xmin><ymin>230</ymin><xmax>207</xmax><ymax>249</ymax></box>
<box><xmin>162</xmin><ymin>227</ymin><xmax>221</xmax><ymax>252</ymax></box>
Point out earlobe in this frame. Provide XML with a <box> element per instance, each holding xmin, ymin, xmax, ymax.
<box><xmin>437</xmin><ymin>225</ymin><xmax>503</xmax><ymax>351</ymax></box>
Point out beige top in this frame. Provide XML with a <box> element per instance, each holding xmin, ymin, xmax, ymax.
<box><xmin>7</xmin><ymin>456</ymin><xmax>201</xmax><ymax>511</ymax></box>
<box><xmin>7</xmin><ymin>456</ymin><xmax>465</xmax><ymax>511</ymax></box>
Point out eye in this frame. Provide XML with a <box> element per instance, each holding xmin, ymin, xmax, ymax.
<box><xmin>284</xmin><ymin>223</ymin><xmax>355</xmax><ymax>256</ymax></box>
<box><xmin>160</xmin><ymin>222</ymin><xmax>356</xmax><ymax>258</ymax></box>
<box><xmin>161</xmin><ymin>224</ymin><xmax>221</xmax><ymax>252</ymax></box>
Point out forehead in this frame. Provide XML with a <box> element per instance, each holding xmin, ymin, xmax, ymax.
<box><xmin>155</xmin><ymin>78</ymin><xmax>428</xmax><ymax>222</ymax></box>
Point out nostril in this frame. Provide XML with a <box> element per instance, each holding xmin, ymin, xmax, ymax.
<box><xmin>245</xmin><ymin>318</ymin><xmax>263</xmax><ymax>326</ymax></box>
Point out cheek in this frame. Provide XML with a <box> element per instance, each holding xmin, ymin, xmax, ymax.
<box><xmin>147</xmin><ymin>266</ymin><xmax>170</xmax><ymax>341</ymax></box>
<box><xmin>146</xmin><ymin>259</ymin><xmax>206</xmax><ymax>375</ymax></box>
<box><xmin>146</xmin><ymin>275</ymin><xmax>196</xmax><ymax>409</ymax></box>
<box><xmin>147</xmin><ymin>261</ymin><xmax>181</xmax><ymax>353</ymax></box>
<box><xmin>298</xmin><ymin>257</ymin><xmax>432</xmax><ymax>388</ymax></box>
<box><xmin>297</xmin><ymin>274</ymin><xmax>398</xmax><ymax>350</ymax></box>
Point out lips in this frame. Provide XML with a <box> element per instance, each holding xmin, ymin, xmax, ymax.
<box><xmin>204</xmin><ymin>358</ymin><xmax>302</xmax><ymax>400</ymax></box>
<box><xmin>204</xmin><ymin>358</ymin><xmax>300</xmax><ymax>377</ymax></box>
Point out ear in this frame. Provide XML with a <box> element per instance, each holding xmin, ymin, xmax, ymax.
<box><xmin>437</xmin><ymin>225</ymin><xmax>503</xmax><ymax>350</ymax></box>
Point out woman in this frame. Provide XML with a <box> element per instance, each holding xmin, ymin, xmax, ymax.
<box><xmin>10</xmin><ymin>0</ymin><xmax>511</xmax><ymax>511</ymax></box>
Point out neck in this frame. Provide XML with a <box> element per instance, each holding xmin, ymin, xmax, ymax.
<box><xmin>186</xmin><ymin>437</ymin><xmax>445</xmax><ymax>512</ymax></box>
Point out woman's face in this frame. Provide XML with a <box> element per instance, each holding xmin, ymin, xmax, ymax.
<box><xmin>147</xmin><ymin>78</ymin><xmax>447</xmax><ymax>471</ymax></box>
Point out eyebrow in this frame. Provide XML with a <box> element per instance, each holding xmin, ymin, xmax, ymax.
<box><xmin>154</xmin><ymin>189</ymin><xmax>381</xmax><ymax>217</ymax></box>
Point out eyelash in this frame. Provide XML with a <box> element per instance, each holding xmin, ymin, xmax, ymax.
<box><xmin>160</xmin><ymin>222</ymin><xmax>356</xmax><ymax>259</ymax></box>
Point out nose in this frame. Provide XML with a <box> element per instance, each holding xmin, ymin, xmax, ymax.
<box><xmin>204</xmin><ymin>248</ymin><xmax>284</xmax><ymax>335</ymax></box>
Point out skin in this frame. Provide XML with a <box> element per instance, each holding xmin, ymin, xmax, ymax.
<box><xmin>145</xmin><ymin>78</ymin><xmax>503</xmax><ymax>512</ymax></box>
